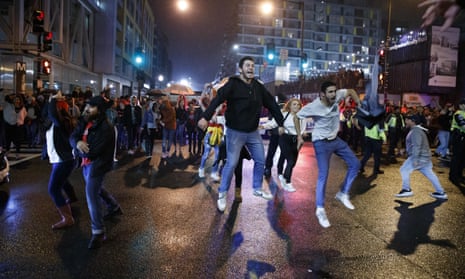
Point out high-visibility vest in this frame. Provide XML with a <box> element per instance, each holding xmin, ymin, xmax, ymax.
<box><xmin>451</xmin><ymin>110</ymin><xmax>465</xmax><ymax>133</ymax></box>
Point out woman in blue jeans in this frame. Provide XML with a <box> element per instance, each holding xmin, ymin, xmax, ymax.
<box><xmin>45</xmin><ymin>91</ymin><xmax>78</xmax><ymax>229</ymax></box>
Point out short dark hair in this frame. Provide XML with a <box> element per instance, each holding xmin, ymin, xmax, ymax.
<box><xmin>321</xmin><ymin>81</ymin><xmax>336</xmax><ymax>93</ymax></box>
<box><xmin>239</xmin><ymin>56</ymin><xmax>254</xmax><ymax>68</ymax></box>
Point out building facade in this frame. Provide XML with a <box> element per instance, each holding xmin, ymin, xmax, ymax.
<box><xmin>234</xmin><ymin>0</ymin><xmax>382</xmax><ymax>83</ymax></box>
<box><xmin>0</xmin><ymin>0</ymin><xmax>169</xmax><ymax>99</ymax></box>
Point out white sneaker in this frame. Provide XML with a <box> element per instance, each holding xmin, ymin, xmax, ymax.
<box><xmin>198</xmin><ymin>168</ymin><xmax>205</xmax><ymax>178</ymax></box>
<box><xmin>253</xmin><ymin>189</ymin><xmax>273</xmax><ymax>200</ymax></box>
<box><xmin>210</xmin><ymin>172</ymin><xmax>220</xmax><ymax>181</ymax></box>
<box><xmin>316</xmin><ymin>207</ymin><xmax>330</xmax><ymax>228</ymax></box>
<box><xmin>278</xmin><ymin>174</ymin><xmax>287</xmax><ymax>187</ymax></box>
<box><xmin>283</xmin><ymin>182</ymin><xmax>296</xmax><ymax>192</ymax></box>
<box><xmin>335</xmin><ymin>191</ymin><xmax>355</xmax><ymax>210</ymax></box>
<box><xmin>217</xmin><ymin>192</ymin><xmax>227</xmax><ymax>212</ymax></box>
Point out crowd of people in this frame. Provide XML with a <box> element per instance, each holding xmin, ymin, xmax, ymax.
<box><xmin>1</xmin><ymin>55</ymin><xmax>464</xmax><ymax>248</ymax></box>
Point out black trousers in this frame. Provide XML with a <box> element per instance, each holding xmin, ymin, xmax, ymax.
<box><xmin>449</xmin><ymin>131</ymin><xmax>465</xmax><ymax>180</ymax></box>
<box><xmin>265</xmin><ymin>133</ymin><xmax>280</xmax><ymax>170</ymax></box>
<box><xmin>277</xmin><ymin>134</ymin><xmax>299</xmax><ymax>183</ymax></box>
<box><xmin>360</xmin><ymin>137</ymin><xmax>383</xmax><ymax>172</ymax></box>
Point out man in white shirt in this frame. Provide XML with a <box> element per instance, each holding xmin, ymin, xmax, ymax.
<box><xmin>297</xmin><ymin>81</ymin><xmax>361</xmax><ymax>228</ymax></box>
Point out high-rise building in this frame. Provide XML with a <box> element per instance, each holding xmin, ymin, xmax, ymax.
<box><xmin>234</xmin><ymin>0</ymin><xmax>382</xmax><ymax>83</ymax></box>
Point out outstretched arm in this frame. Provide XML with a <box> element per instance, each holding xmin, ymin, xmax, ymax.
<box><xmin>419</xmin><ymin>0</ymin><xmax>463</xmax><ymax>31</ymax></box>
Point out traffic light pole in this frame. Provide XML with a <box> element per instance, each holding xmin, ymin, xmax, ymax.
<box><xmin>35</xmin><ymin>32</ymin><xmax>42</xmax><ymax>94</ymax></box>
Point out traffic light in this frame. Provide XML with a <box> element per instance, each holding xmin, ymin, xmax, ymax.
<box><xmin>42</xmin><ymin>59</ymin><xmax>51</xmax><ymax>75</ymax></box>
<box><xmin>378</xmin><ymin>49</ymin><xmax>385</xmax><ymax>66</ymax></box>
<box><xmin>134</xmin><ymin>47</ymin><xmax>145</xmax><ymax>66</ymax></box>
<box><xmin>42</xmin><ymin>31</ymin><xmax>53</xmax><ymax>52</ymax></box>
<box><xmin>266</xmin><ymin>43</ymin><xmax>275</xmax><ymax>62</ymax></box>
<box><xmin>301</xmin><ymin>53</ymin><xmax>308</xmax><ymax>68</ymax></box>
<box><xmin>33</xmin><ymin>10</ymin><xmax>44</xmax><ymax>33</ymax></box>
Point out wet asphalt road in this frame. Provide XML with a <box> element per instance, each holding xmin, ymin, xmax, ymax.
<box><xmin>1</xmin><ymin>140</ymin><xmax>464</xmax><ymax>279</ymax></box>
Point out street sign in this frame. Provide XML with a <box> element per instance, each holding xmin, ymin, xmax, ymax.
<box><xmin>280</xmin><ymin>48</ymin><xmax>288</xmax><ymax>60</ymax></box>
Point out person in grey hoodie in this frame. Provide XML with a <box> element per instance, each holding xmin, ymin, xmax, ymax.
<box><xmin>395</xmin><ymin>114</ymin><xmax>448</xmax><ymax>200</ymax></box>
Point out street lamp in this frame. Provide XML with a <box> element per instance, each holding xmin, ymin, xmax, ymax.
<box><xmin>292</xmin><ymin>1</ymin><xmax>305</xmax><ymax>78</ymax></box>
<box><xmin>177</xmin><ymin>0</ymin><xmax>189</xmax><ymax>12</ymax></box>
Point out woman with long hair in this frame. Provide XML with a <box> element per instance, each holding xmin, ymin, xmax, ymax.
<box><xmin>262</xmin><ymin>98</ymin><xmax>304</xmax><ymax>192</ymax></box>
<box><xmin>45</xmin><ymin>90</ymin><xmax>78</xmax><ymax>229</ymax></box>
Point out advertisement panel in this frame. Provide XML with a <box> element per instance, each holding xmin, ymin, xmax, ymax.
<box><xmin>428</xmin><ymin>26</ymin><xmax>460</xmax><ymax>87</ymax></box>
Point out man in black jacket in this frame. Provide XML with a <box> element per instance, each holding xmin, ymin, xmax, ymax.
<box><xmin>70</xmin><ymin>96</ymin><xmax>121</xmax><ymax>249</ymax></box>
<box><xmin>198</xmin><ymin>56</ymin><xmax>284</xmax><ymax>212</ymax></box>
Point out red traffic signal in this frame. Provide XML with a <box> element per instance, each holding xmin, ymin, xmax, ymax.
<box><xmin>378</xmin><ymin>49</ymin><xmax>386</xmax><ymax>66</ymax></box>
<box><xmin>42</xmin><ymin>59</ymin><xmax>51</xmax><ymax>75</ymax></box>
<box><xmin>33</xmin><ymin>10</ymin><xmax>44</xmax><ymax>33</ymax></box>
<box><xmin>42</xmin><ymin>31</ymin><xmax>53</xmax><ymax>52</ymax></box>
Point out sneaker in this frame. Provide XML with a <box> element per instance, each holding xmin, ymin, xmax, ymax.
<box><xmin>210</xmin><ymin>172</ymin><xmax>220</xmax><ymax>181</ymax></box>
<box><xmin>283</xmin><ymin>182</ymin><xmax>296</xmax><ymax>192</ymax></box>
<box><xmin>128</xmin><ymin>149</ymin><xmax>135</xmax><ymax>155</ymax></box>
<box><xmin>395</xmin><ymin>189</ymin><xmax>413</xmax><ymax>198</ymax></box>
<box><xmin>88</xmin><ymin>233</ymin><xmax>106</xmax><ymax>249</ymax></box>
<box><xmin>278</xmin><ymin>174</ymin><xmax>287</xmax><ymax>187</ymax></box>
<box><xmin>430</xmin><ymin>192</ymin><xmax>448</xmax><ymax>200</ymax></box>
<box><xmin>253</xmin><ymin>189</ymin><xmax>273</xmax><ymax>200</ymax></box>
<box><xmin>335</xmin><ymin>191</ymin><xmax>355</xmax><ymax>210</ymax></box>
<box><xmin>161</xmin><ymin>152</ymin><xmax>168</xmax><ymax>158</ymax></box>
<box><xmin>234</xmin><ymin>188</ymin><xmax>242</xmax><ymax>203</ymax></box>
<box><xmin>315</xmin><ymin>207</ymin><xmax>331</xmax><ymax>228</ymax></box>
<box><xmin>198</xmin><ymin>168</ymin><xmax>205</xmax><ymax>178</ymax></box>
<box><xmin>217</xmin><ymin>192</ymin><xmax>227</xmax><ymax>212</ymax></box>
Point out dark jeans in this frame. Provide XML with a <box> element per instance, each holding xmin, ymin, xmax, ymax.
<box><xmin>48</xmin><ymin>160</ymin><xmax>75</xmax><ymax>207</ymax></box>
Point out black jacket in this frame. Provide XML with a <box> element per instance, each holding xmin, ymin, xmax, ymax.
<box><xmin>202</xmin><ymin>76</ymin><xmax>284</xmax><ymax>132</ymax></box>
<box><xmin>122</xmin><ymin>105</ymin><xmax>142</xmax><ymax>127</ymax></box>
<box><xmin>70</xmin><ymin>115</ymin><xmax>115</xmax><ymax>177</ymax></box>
<box><xmin>45</xmin><ymin>99</ymin><xmax>74</xmax><ymax>162</ymax></box>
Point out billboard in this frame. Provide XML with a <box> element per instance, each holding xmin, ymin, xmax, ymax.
<box><xmin>428</xmin><ymin>26</ymin><xmax>460</xmax><ymax>87</ymax></box>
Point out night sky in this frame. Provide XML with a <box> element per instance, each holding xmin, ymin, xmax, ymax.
<box><xmin>150</xmin><ymin>0</ymin><xmax>425</xmax><ymax>91</ymax></box>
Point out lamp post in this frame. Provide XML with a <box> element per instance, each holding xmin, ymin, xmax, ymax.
<box><xmin>289</xmin><ymin>0</ymin><xmax>305</xmax><ymax>79</ymax></box>
<box><xmin>134</xmin><ymin>47</ymin><xmax>145</xmax><ymax>100</ymax></box>
<box><xmin>384</xmin><ymin>0</ymin><xmax>392</xmax><ymax>105</ymax></box>
<box><xmin>262</xmin><ymin>1</ymin><xmax>305</xmax><ymax>79</ymax></box>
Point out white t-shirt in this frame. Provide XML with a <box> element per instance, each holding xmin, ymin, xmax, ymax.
<box><xmin>297</xmin><ymin>89</ymin><xmax>346</xmax><ymax>141</ymax></box>
<box><xmin>46</xmin><ymin>124</ymin><xmax>62</xmax><ymax>163</ymax></box>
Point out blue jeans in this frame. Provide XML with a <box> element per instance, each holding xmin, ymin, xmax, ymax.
<box><xmin>175</xmin><ymin>122</ymin><xmax>186</xmax><ymax>146</ymax></box>
<box><xmin>400</xmin><ymin>157</ymin><xmax>445</xmax><ymax>193</ymax></box>
<box><xmin>199</xmin><ymin>132</ymin><xmax>220</xmax><ymax>173</ymax></box>
<box><xmin>313</xmin><ymin>137</ymin><xmax>360</xmax><ymax>208</ymax></box>
<box><xmin>48</xmin><ymin>160</ymin><xmax>75</xmax><ymax>207</ymax></box>
<box><xmin>436</xmin><ymin>130</ymin><xmax>450</xmax><ymax>157</ymax></box>
<box><xmin>82</xmin><ymin>165</ymin><xmax>105</xmax><ymax>235</ymax></box>
<box><xmin>218</xmin><ymin>128</ymin><xmax>265</xmax><ymax>194</ymax></box>
<box><xmin>162</xmin><ymin>127</ymin><xmax>176</xmax><ymax>153</ymax></box>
